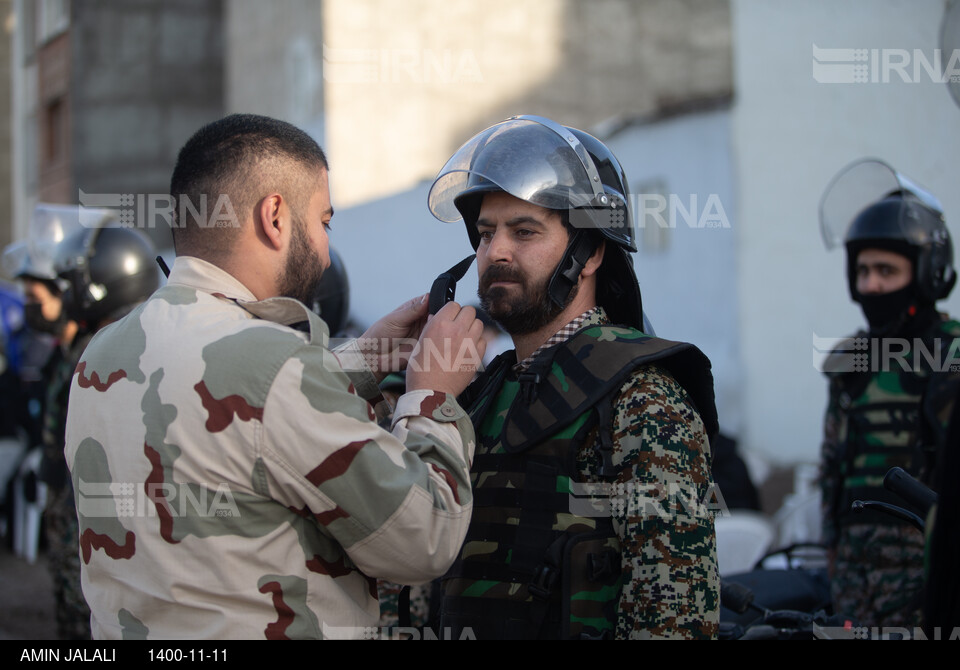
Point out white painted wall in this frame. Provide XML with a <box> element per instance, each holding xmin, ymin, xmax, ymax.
<box><xmin>326</xmin><ymin>180</ymin><xmax>480</xmax><ymax>331</ymax></box>
<box><xmin>604</xmin><ymin>110</ymin><xmax>740</xmax><ymax>437</ymax></box>
<box><xmin>732</xmin><ymin>0</ymin><xmax>960</xmax><ymax>467</ymax></box>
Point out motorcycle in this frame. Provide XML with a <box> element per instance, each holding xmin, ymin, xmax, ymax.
<box><xmin>719</xmin><ymin>466</ymin><xmax>936</xmax><ymax>640</ymax></box>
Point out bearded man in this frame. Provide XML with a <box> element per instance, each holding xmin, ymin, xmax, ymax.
<box><xmin>426</xmin><ymin>115</ymin><xmax>721</xmax><ymax>640</ymax></box>
<box><xmin>64</xmin><ymin>114</ymin><xmax>486</xmax><ymax>640</ymax></box>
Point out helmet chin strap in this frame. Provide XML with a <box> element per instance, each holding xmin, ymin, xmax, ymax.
<box><xmin>547</xmin><ymin>229</ymin><xmax>599</xmax><ymax>309</ymax></box>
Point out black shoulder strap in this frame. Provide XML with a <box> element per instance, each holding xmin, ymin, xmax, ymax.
<box><xmin>458</xmin><ymin>350</ymin><xmax>515</xmax><ymax>427</ymax></box>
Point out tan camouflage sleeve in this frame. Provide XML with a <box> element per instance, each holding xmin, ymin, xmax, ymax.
<box><xmin>331</xmin><ymin>338</ymin><xmax>382</xmax><ymax>400</ymax></box>
<box><xmin>603</xmin><ymin>364</ymin><xmax>720</xmax><ymax>640</ymax></box>
<box><xmin>258</xmin><ymin>342</ymin><xmax>475</xmax><ymax>586</ymax></box>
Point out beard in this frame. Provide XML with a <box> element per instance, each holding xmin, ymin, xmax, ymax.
<box><xmin>478</xmin><ymin>263</ymin><xmax>577</xmax><ymax>336</ymax></box>
<box><xmin>277</xmin><ymin>218</ymin><xmax>325</xmax><ymax>307</ymax></box>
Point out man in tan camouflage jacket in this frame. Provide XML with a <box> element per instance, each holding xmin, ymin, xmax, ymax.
<box><xmin>64</xmin><ymin>114</ymin><xmax>486</xmax><ymax>640</ymax></box>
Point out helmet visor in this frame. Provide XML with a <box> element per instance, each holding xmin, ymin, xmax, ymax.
<box><xmin>1</xmin><ymin>241</ymin><xmax>29</xmax><ymax>280</ymax></box>
<box><xmin>820</xmin><ymin>158</ymin><xmax>944</xmax><ymax>249</ymax></box>
<box><xmin>28</xmin><ymin>205</ymin><xmax>120</xmax><ymax>281</ymax></box>
<box><xmin>428</xmin><ymin>117</ymin><xmax>607</xmax><ymax>223</ymax></box>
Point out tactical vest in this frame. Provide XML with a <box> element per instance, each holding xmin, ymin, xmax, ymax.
<box><xmin>826</xmin><ymin>319</ymin><xmax>960</xmax><ymax>528</ymax></box>
<box><xmin>439</xmin><ymin>324</ymin><xmax>717</xmax><ymax>640</ymax></box>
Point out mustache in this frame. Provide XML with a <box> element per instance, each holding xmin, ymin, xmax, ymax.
<box><xmin>479</xmin><ymin>265</ymin><xmax>525</xmax><ymax>292</ymax></box>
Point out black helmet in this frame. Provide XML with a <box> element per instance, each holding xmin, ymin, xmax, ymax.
<box><xmin>820</xmin><ymin>158</ymin><xmax>955</xmax><ymax>303</ymax></box>
<box><xmin>428</xmin><ymin>115</ymin><xmax>644</xmax><ymax>329</ymax></box>
<box><xmin>309</xmin><ymin>245</ymin><xmax>350</xmax><ymax>335</ymax></box>
<box><xmin>55</xmin><ymin>225</ymin><xmax>161</xmax><ymax>325</ymax></box>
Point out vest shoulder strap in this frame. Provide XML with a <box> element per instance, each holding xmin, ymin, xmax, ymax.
<box><xmin>499</xmin><ymin>325</ymin><xmax>718</xmax><ymax>452</ymax></box>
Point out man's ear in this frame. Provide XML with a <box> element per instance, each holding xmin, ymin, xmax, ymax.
<box><xmin>582</xmin><ymin>239</ymin><xmax>605</xmax><ymax>278</ymax></box>
<box><xmin>257</xmin><ymin>194</ymin><xmax>285</xmax><ymax>251</ymax></box>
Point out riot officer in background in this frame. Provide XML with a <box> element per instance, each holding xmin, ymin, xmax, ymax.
<box><xmin>818</xmin><ymin>159</ymin><xmax>959</xmax><ymax>628</ymax></box>
<box><xmin>2</xmin><ymin>213</ymin><xmax>80</xmax><ymax>451</ymax></box>
<box><xmin>41</xmin><ymin>214</ymin><xmax>160</xmax><ymax>639</ymax></box>
<box><xmin>0</xmin><ymin>210</ymin><xmax>83</xmax><ymax>560</ymax></box>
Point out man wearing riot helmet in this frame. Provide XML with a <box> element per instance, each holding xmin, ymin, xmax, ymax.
<box><xmin>2</xmin><ymin>228</ymin><xmax>79</xmax><ymax>451</ymax></box>
<box><xmin>427</xmin><ymin>115</ymin><xmax>721</xmax><ymax>639</ymax></box>
<box><xmin>40</xmin><ymin>210</ymin><xmax>161</xmax><ymax>640</ymax></box>
<box><xmin>819</xmin><ymin>159</ymin><xmax>959</xmax><ymax>628</ymax></box>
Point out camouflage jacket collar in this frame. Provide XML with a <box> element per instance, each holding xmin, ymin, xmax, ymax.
<box><xmin>167</xmin><ymin>255</ymin><xmax>258</xmax><ymax>301</ymax></box>
<box><xmin>167</xmin><ymin>255</ymin><xmax>325</xmax><ymax>333</ymax></box>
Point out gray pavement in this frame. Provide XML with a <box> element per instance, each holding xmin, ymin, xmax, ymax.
<box><xmin>0</xmin><ymin>541</ymin><xmax>57</xmax><ymax>640</ymax></box>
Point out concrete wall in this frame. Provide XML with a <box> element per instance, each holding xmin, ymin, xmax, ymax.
<box><xmin>224</xmin><ymin>0</ymin><xmax>325</xmax><ymax>144</ymax></box>
<box><xmin>9</xmin><ymin>0</ymin><xmax>36</xmax><ymax>243</ymax></box>
<box><xmin>320</xmin><ymin>0</ymin><xmax>732</xmax><ymax>207</ymax></box>
<box><xmin>0</xmin><ymin>0</ymin><xmax>12</xmax><ymax>250</ymax></box>
<box><xmin>732</xmin><ymin>0</ymin><xmax>960</xmax><ymax>467</ymax></box>
<box><xmin>605</xmin><ymin>106</ymin><xmax>740</xmax><ymax>438</ymax></box>
<box><xmin>69</xmin><ymin>0</ymin><xmax>224</xmax><ymax>250</ymax></box>
<box><xmin>36</xmin><ymin>30</ymin><xmax>70</xmax><ymax>204</ymax></box>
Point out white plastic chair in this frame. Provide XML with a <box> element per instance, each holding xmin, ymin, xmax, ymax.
<box><xmin>12</xmin><ymin>446</ymin><xmax>47</xmax><ymax>564</ymax></box>
<box><xmin>714</xmin><ymin>510</ymin><xmax>775</xmax><ymax>576</ymax></box>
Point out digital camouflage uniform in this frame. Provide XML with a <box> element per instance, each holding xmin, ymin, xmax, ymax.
<box><xmin>376</xmin><ymin>581</ymin><xmax>430</xmax><ymax>630</ymax></box>
<box><xmin>63</xmin><ymin>257</ymin><xmax>476</xmax><ymax>640</ymax></box>
<box><xmin>440</xmin><ymin>308</ymin><xmax>720</xmax><ymax>639</ymax></box>
<box><xmin>40</xmin><ymin>333</ymin><xmax>93</xmax><ymax>640</ymax></box>
<box><xmin>820</xmin><ymin>315</ymin><xmax>960</xmax><ymax>628</ymax></box>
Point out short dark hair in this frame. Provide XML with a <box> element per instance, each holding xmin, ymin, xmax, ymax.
<box><xmin>169</xmin><ymin>114</ymin><xmax>328</xmax><ymax>259</ymax></box>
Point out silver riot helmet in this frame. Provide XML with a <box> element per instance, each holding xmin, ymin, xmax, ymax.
<box><xmin>820</xmin><ymin>158</ymin><xmax>955</xmax><ymax>304</ymax></box>
<box><xmin>1</xmin><ymin>203</ymin><xmax>117</xmax><ymax>284</ymax></box>
<box><xmin>23</xmin><ymin>204</ymin><xmax>119</xmax><ymax>284</ymax></box>
<box><xmin>1</xmin><ymin>241</ymin><xmax>32</xmax><ymax>282</ymax></box>
<box><xmin>4</xmin><ymin>204</ymin><xmax>120</xmax><ymax>334</ymax></box>
<box><xmin>428</xmin><ymin>115</ymin><xmax>645</xmax><ymax>330</ymax></box>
